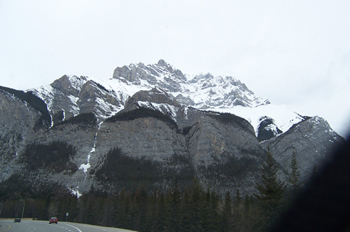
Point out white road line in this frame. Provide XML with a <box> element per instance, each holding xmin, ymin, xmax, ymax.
<box><xmin>63</xmin><ymin>223</ymin><xmax>83</xmax><ymax>232</ymax></box>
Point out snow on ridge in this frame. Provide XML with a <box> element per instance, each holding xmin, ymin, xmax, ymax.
<box><xmin>103</xmin><ymin>77</ymin><xmax>148</xmax><ymax>100</ymax></box>
<box><xmin>29</xmin><ymin>85</ymin><xmax>54</xmax><ymax>112</ymax></box>
<box><xmin>67</xmin><ymin>95</ymin><xmax>80</xmax><ymax>116</ymax></box>
<box><xmin>207</xmin><ymin>104</ymin><xmax>304</xmax><ymax>136</ymax></box>
<box><xmin>138</xmin><ymin>101</ymin><xmax>152</xmax><ymax>108</ymax></box>
<box><xmin>137</xmin><ymin>101</ymin><xmax>178</xmax><ymax>122</ymax></box>
<box><xmin>94</xmin><ymin>96</ymin><xmax>122</xmax><ymax>120</ymax></box>
<box><xmin>177</xmin><ymin>73</ymin><xmax>267</xmax><ymax>109</ymax></box>
<box><xmin>309</xmin><ymin>116</ymin><xmax>336</xmax><ymax>133</ymax></box>
<box><xmin>67</xmin><ymin>75</ymin><xmax>88</xmax><ymax>92</ymax></box>
<box><xmin>153</xmin><ymin>103</ymin><xmax>177</xmax><ymax>121</ymax></box>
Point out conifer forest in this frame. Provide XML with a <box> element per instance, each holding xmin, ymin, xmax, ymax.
<box><xmin>0</xmin><ymin>150</ymin><xmax>304</xmax><ymax>232</ymax></box>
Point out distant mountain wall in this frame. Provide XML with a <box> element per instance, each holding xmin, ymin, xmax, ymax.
<box><xmin>0</xmin><ymin>60</ymin><xmax>344</xmax><ymax>196</ymax></box>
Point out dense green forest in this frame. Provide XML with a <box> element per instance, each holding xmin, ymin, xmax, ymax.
<box><xmin>0</xmin><ymin>149</ymin><xmax>303</xmax><ymax>232</ymax></box>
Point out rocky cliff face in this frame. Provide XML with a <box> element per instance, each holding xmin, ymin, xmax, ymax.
<box><xmin>112</xmin><ymin>59</ymin><xmax>268</xmax><ymax>109</ymax></box>
<box><xmin>0</xmin><ymin>60</ymin><xmax>345</xmax><ymax>196</ymax></box>
<box><xmin>0</xmin><ymin>86</ymin><xmax>51</xmax><ymax>183</ymax></box>
<box><xmin>261</xmin><ymin>116</ymin><xmax>342</xmax><ymax>181</ymax></box>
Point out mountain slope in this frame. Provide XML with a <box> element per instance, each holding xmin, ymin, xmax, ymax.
<box><xmin>0</xmin><ymin>59</ymin><xmax>344</xmax><ymax>196</ymax></box>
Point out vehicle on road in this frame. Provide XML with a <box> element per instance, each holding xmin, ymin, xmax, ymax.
<box><xmin>14</xmin><ymin>218</ymin><xmax>21</xmax><ymax>222</ymax></box>
<box><xmin>49</xmin><ymin>217</ymin><xmax>58</xmax><ymax>224</ymax></box>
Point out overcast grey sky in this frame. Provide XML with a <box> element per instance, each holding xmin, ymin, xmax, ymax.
<box><xmin>1</xmin><ymin>0</ymin><xmax>350</xmax><ymax>137</ymax></box>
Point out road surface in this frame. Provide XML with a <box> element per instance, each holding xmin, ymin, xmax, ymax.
<box><xmin>0</xmin><ymin>219</ymin><xmax>136</xmax><ymax>232</ymax></box>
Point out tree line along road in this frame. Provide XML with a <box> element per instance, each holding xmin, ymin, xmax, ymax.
<box><xmin>0</xmin><ymin>219</ymin><xmax>136</xmax><ymax>232</ymax></box>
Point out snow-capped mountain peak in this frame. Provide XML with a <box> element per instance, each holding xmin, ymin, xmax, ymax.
<box><xmin>111</xmin><ymin>59</ymin><xmax>269</xmax><ymax>109</ymax></box>
<box><xmin>31</xmin><ymin>60</ymin><xmax>305</xmax><ymax>136</ymax></box>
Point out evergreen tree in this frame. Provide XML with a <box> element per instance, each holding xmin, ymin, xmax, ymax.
<box><xmin>201</xmin><ymin>188</ymin><xmax>219</xmax><ymax>232</ymax></box>
<box><xmin>233</xmin><ymin>189</ymin><xmax>243</xmax><ymax>231</ymax></box>
<box><xmin>134</xmin><ymin>184</ymin><xmax>148</xmax><ymax>231</ymax></box>
<box><xmin>234</xmin><ymin>189</ymin><xmax>241</xmax><ymax>203</ymax></box>
<box><xmin>154</xmin><ymin>192</ymin><xmax>167</xmax><ymax>232</ymax></box>
<box><xmin>255</xmin><ymin>148</ymin><xmax>285</xmax><ymax>205</ymax></box>
<box><xmin>190</xmin><ymin>178</ymin><xmax>204</xmax><ymax>232</ymax></box>
<box><xmin>180</xmin><ymin>188</ymin><xmax>191</xmax><ymax>231</ymax></box>
<box><xmin>210</xmin><ymin>190</ymin><xmax>220</xmax><ymax>230</ymax></box>
<box><xmin>289</xmin><ymin>150</ymin><xmax>301</xmax><ymax>190</ymax></box>
<box><xmin>255</xmin><ymin>147</ymin><xmax>285</xmax><ymax>230</ymax></box>
<box><xmin>86</xmin><ymin>199</ymin><xmax>94</xmax><ymax>225</ymax></box>
<box><xmin>101</xmin><ymin>196</ymin><xmax>114</xmax><ymax>226</ymax></box>
<box><xmin>115</xmin><ymin>188</ymin><xmax>132</xmax><ymax>229</ymax></box>
<box><xmin>143</xmin><ymin>189</ymin><xmax>158</xmax><ymax>232</ymax></box>
<box><xmin>42</xmin><ymin>194</ymin><xmax>51</xmax><ymax>220</ymax></box>
<box><xmin>94</xmin><ymin>197</ymin><xmax>105</xmax><ymax>225</ymax></box>
<box><xmin>167</xmin><ymin>178</ymin><xmax>181</xmax><ymax>232</ymax></box>
<box><xmin>221</xmin><ymin>191</ymin><xmax>233</xmax><ymax>232</ymax></box>
<box><xmin>67</xmin><ymin>195</ymin><xmax>78</xmax><ymax>222</ymax></box>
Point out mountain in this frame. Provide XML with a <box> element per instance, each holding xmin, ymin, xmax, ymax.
<box><xmin>0</xmin><ymin>59</ymin><xmax>344</xmax><ymax>197</ymax></box>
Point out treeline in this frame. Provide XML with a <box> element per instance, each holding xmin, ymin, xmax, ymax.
<box><xmin>0</xmin><ymin>179</ymin><xmax>255</xmax><ymax>231</ymax></box>
<box><xmin>0</xmin><ymin>149</ymin><xmax>305</xmax><ymax>232</ymax></box>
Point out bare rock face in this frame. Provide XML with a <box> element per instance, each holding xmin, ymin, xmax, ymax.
<box><xmin>0</xmin><ymin>89</ymin><xmax>37</xmax><ymax>161</ymax></box>
<box><xmin>124</xmin><ymin>88</ymin><xmax>181</xmax><ymax>109</ymax></box>
<box><xmin>86</xmin><ymin>106</ymin><xmax>266</xmax><ymax>195</ymax></box>
<box><xmin>184</xmin><ymin>113</ymin><xmax>266</xmax><ymax>194</ymax></box>
<box><xmin>28</xmin><ymin>113</ymin><xmax>99</xmax><ymax>192</ymax></box>
<box><xmin>0</xmin><ymin>87</ymin><xmax>51</xmax><ymax>181</ymax></box>
<box><xmin>78</xmin><ymin>80</ymin><xmax>122</xmax><ymax>117</ymax></box>
<box><xmin>113</xmin><ymin>65</ymin><xmax>137</xmax><ymax>82</ymax></box>
<box><xmin>113</xmin><ymin>60</ymin><xmax>187</xmax><ymax>93</ymax></box>
<box><xmin>261</xmin><ymin>116</ymin><xmax>344</xmax><ymax>182</ymax></box>
<box><xmin>33</xmin><ymin>75</ymin><xmax>125</xmax><ymax>123</ymax></box>
<box><xmin>98</xmin><ymin>117</ymin><xmax>185</xmax><ymax>161</ymax></box>
<box><xmin>50</xmin><ymin>75</ymin><xmax>87</xmax><ymax>96</ymax></box>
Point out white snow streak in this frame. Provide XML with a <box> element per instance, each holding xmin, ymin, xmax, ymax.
<box><xmin>79</xmin><ymin>132</ymin><xmax>97</xmax><ymax>175</ymax></box>
<box><xmin>68</xmin><ymin>187</ymin><xmax>82</xmax><ymax>198</ymax></box>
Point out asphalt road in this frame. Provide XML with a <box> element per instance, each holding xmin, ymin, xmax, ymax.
<box><xmin>0</xmin><ymin>219</ymin><xmax>136</xmax><ymax>232</ymax></box>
